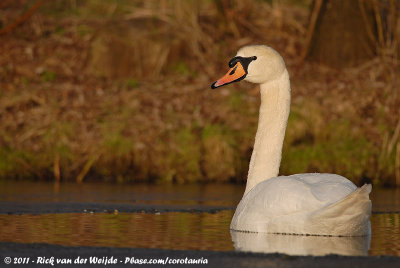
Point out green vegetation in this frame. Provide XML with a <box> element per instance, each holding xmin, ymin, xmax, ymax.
<box><xmin>41</xmin><ymin>71</ymin><xmax>56</xmax><ymax>82</ymax></box>
<box><xmin>201</xmin><ymin>124</ymin><xmax>236</xmax><ymax>181</ymax></box>
<box><xmin>282</xmin><ymin>107</ymin><xmax>374</xmax><ymax>185</ymax></box>
<box><xmin>125</xmin><ymin>78</ymin><xmax>139</xmax><ymax>89</ymax></box>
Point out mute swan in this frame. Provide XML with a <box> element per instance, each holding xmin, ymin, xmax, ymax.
<box><xmin>211</xmin><ymin>45</ymin><xmax>372</xmax><ymax>236</ymax></box>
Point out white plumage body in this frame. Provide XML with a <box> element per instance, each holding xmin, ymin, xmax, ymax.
<box><xmin>231</xmin><ymin>173</ymin><xmax>372</xmax><ymax>236</ymax></box>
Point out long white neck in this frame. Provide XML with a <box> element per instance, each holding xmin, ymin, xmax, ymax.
<box><xmin>244</xmin><ymin>70</ymin><xmax>291</xmax><ymax>194</ymax></box>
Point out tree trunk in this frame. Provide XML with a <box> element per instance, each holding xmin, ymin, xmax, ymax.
<box><xmin>308</xmin><ymin>0</ymin><xmax>377</xmax><ymax>67</ymax></box>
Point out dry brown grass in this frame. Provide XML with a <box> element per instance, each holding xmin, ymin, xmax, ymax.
<box><xmin>0</xmin><ymin>0</ymin><xmax>399</xmax><ymax>186</ymax></box>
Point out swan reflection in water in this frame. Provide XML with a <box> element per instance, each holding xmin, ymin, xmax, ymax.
<box><xmin>231</xmin><ymin>230</ymin><xmax>371</xmax><ymax>256</ymax></box>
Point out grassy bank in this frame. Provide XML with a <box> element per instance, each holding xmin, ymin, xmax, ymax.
<box><xmin>0</xmin><ymin>0</ymin><xmax>399</xmax><ymax>186</ymax></box>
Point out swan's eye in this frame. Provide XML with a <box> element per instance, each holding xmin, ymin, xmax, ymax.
<box><xmin>229</xmin><ymin>57</ymin><xmax>240</xmax><ymax>68</ymax></box>
<box><xmin>229</xmin><ymin>66</ymin><xmax>238</xmax><ymax>75</ymax></box>
<box><xmin>228</xmin><ymin>56</ymin><xmax>257</xmax><ymax>69</ymax></box>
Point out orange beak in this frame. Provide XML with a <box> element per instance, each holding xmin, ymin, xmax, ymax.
<box><xmin>211</xmin><ymin>61</ymin><xmax>247</xmax><ymax>89</ymax></box>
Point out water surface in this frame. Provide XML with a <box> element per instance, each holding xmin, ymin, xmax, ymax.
<box><xmin>0</xmin><ymin>181</ymin><xmax>399</xmax><ymax>256</ymax></box>
<box><xmin>0</xmin><ymin>181</ymin><xmax>399</xmax><ymax>212</ymax></box>
<box><xmin>0</xmin><ymin>181</ymin><xmax>242</xmax><ymax>207</ymax></box>
<box><xmin>0</xmin><ymin>212</ymin><xmax>399</xmax><ymax>256</ymax></box>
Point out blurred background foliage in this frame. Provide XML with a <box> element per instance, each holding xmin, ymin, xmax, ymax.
<box><xmin>0</xmin><ymin>0</ymin><xmax>399</xmax><ymax>186</ymax></box>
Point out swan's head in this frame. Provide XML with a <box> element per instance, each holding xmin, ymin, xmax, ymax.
<box><xmin>211</xmin><ymin>45</ymin><xmax>286</xmax><ymax>89</ymax></box>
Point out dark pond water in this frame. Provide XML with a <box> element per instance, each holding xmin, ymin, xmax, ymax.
<box><xmin>0</xmin><ymin>181</ymin><xmax>243</xmax><ymax>206</ymax></box>
<box><xmin>0</xmin><ymin>181</ymin><xmax>399</xmax><ymax>256</ymax></box>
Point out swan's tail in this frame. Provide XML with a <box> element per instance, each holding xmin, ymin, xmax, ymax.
<box><xmin>308</xmin><ymin>184</ymin><xmax>372</xmax><ymax>236</ymax></box>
